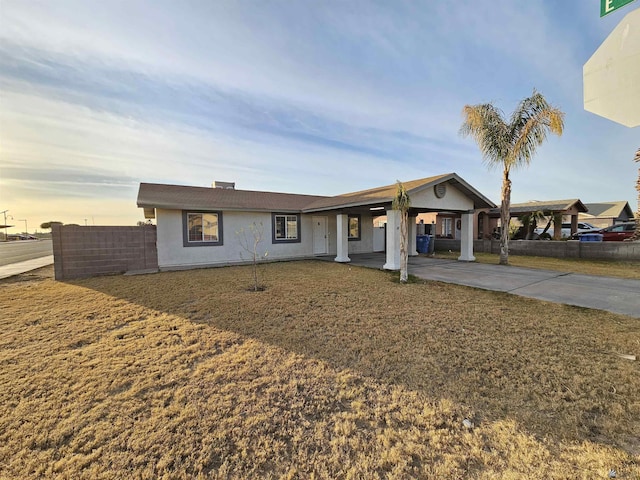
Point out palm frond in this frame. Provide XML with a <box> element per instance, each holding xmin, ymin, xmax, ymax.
<box><xmin>508</xmin><ymin>91</ymin><xmax>564</xmax><ymax>168</ymax></box>
<box><xmin>392</xmin><ymin>181</ymin><xmax>411</xmax><ymax>211</ymax></box>
<box><xmin>634</xmin><ymin>148</ymin><xmax>640</xmax><ymax>163</ymax></box>
<box><xmin>460</xmin><ymin>104</ymin><xmax>510</xmax><ymax>169</ymax></box>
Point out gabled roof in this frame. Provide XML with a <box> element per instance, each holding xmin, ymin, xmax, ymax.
<box><xmin>137</xmin><ymin>183</ymin><xmax>328</xmax><ymax>213</ymax></box>
<box><xmin>488</xmin><ymin>199</ymin><xmax>588</xmax><ymax>216</ymax></box>
<box><xmin>302</xmin><ymin>173</ymin><xmax>495</xmax><ymax>212</ymax></box>
<box><xmin>582</xmin><ymin>201</ymin><xmax>634</xmax><ymax>219</ymax></box>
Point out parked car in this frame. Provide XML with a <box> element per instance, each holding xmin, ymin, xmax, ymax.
<box><xmin>536</xmin><ymin>222</ymin><xmax>599</xmax><ymax>239</ymax></box>
<box><xmin>577</xmin><ymin>221</ymin><xmax>637</xmax><ymax>241</ymax></box>
<box><xmin>7</xmin><ymin>234</ymin><xmax>38</xmax><ymax>241</ymax></box>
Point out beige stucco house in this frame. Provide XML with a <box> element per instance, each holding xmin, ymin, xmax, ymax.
<box><xmin>579</xmin><ymin>201</ymin><xmax>634</xmax><ymax>228</ymax></box>
<box><xmin>434</xmin><ymin>199</ymin><xmax>591</xmax><ymax>241</ymax></box>
<box><xmin>137</xmin><ymin>173</ymin><xmax>495</xmax><ymax>271</ymax></box>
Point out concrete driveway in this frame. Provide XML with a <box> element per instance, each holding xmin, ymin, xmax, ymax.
<box><xmin>344</xmin><ymin>253</ymin><xmax>640</xmax><ymax>318</ymax></box>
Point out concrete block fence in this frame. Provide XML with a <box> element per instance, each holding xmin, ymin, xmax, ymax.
<box><xmin>433</xmin><ymin>238</ymin><xmax>640</xmax><ymax>261</ymax></box>
<box><xmin>52</xmin><ymin>225</ymin><xmax>158</xmax><ymax>280</ymax></box>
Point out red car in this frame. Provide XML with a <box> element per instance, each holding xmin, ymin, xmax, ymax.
<box><xmin>592</xmin><ymin>222</ymin><xmax>637</xmax><ymax>241</ymax></box>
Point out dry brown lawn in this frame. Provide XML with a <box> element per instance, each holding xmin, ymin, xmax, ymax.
<box><xmin>434</xmin><ymin>251</ymin><xmax>640</xmax><ymax>280</ymax></box>
<box><xmin>1</xmin><ymin>262</ymin><xmax>638</xmax><ymax>479</ymax></box>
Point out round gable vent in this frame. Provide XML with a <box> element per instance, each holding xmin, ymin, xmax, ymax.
<box><xmin>434</xmin><ymin>183</ymin><xmax>447</xmax><ymax>198</ymax></box>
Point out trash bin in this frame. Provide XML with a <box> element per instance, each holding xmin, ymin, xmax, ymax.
<box><xmin>416</xmin><ymin>235</ymin><xmax>429</xmax><ymax>253</ymax></box>
<box><xmin>579</xmin><ymin>233</ymin><xmax>603</xmax><ymax>242</ymax></box>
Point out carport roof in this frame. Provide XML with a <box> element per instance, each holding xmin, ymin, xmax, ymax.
<box><xmin>302</xmin><ymin>173</ymin><xmax>496</xmax><ymax>212</ymax></box>
<box><xmin>487</xmin><ymin>199</ymin><xmax>588</xmax><ymax>216</ymax></box>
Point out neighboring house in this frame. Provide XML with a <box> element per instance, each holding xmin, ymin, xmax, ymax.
<box><xmin>579</xmin><ymin>201</ymin><xmax>635</xmax><ymax>228</ymax></box>
<box><xmin>438</xmin><ymin>199</ymin><xmax>589</xmax><ymax>240</ymax></box>
<box><xmin>136</xmin><ymin>173</ymin><xmax>496</xmax><ymax>271</ymax></box>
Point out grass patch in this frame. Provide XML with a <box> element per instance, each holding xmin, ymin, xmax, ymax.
<box><xmin>387</xmin><ymin>271</ymin><xmax>425</xmax><ymax>284</ymax></box>
<box><xmin>434</xmin><ymin>251</ymin><xmax>640</xmax><ymax>280</ymax></box>
<box><xmin>0</xmin><ymin>261</ymin><xmax>638</xmax><ymax>478</ymax></box>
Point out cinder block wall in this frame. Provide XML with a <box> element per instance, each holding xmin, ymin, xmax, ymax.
<box><xmin>52</xmin><ymin>225</ymin><xmax>158</xmax><ymax>280</ymax></box>
<box><xmin>433</xmin><ymin>238</ymin><xmax>640</xmax><ymax>260</ymax></box>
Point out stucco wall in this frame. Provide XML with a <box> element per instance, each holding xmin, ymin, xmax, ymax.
<box><xmin>157</xmin><ymin>210</ymin><xmax>308</xmax><ymax>269</ymax></box>
<box><xmin>156</xmin><ymin>209</ymin><xmax>379</xmax><ymax>269</ymax></box>
<box><xmin>410</xmin><ymin>184</ymin><xmax>474</xmax><ymax>211</ymax></box>
<box><xmin>348</xmin><ymin>215</ymin><xmax>374</xmax><ymax>254</ymax></box>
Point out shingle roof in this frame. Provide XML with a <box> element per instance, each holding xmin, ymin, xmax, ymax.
<box><xmin>137</xmin><ymin>183</ymin><xmax>328</xmax><ymax>213</ymax></box>
<box><xmin>137</xmin><ymin>172</ymin><xmax>496</xmax><ymax>215</ymax></box>
<box><xmin>302</xmin><ymin>173</ymin><xmax>496</xmax><ymax>211</ymax></box>
<box><xmin>487</xmin><ymin>199</ymin><xmax>588</xmax><ymax>215</ymax></box>
<box><xmin>301</xmin><ymin>174</ymin><xmax>451</xmax><ymax>211</ymax></box>
<box><xmin>582</xmin><ymin>201</ymin><xmax>633</xmax><ymax>218</ymax></box>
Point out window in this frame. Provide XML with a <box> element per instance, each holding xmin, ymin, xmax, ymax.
<box><xmin>348</xmin><ymin>214</ymin><xmax>361</xmax><ymax>241</ymax></box>
<box><xmin>182</xmin><ymin>211</ymin><xmax>223</xmax><ymax>247</ymax></box>
<box><xmin>442</xmin><ymin>217</ymin><xmax>452</xmax><ymax>237</ymax></box>
<box><xmin>272</xmin><ymin>213</ymin><xmax>301</xmax><ymax>243</ymax></box>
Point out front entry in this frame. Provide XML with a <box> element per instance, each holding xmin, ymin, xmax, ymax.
<box><xmin>312</xmin><ymin>216</ymin><xmax>328</xmax><ymax>255</ymax></box>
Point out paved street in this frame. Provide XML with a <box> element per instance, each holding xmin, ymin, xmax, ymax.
<box><xmin>0</xmin><ymin>239</ymin><xmax>53</xmax><ymax>266</ymax></box>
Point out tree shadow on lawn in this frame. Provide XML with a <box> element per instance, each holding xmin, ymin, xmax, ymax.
<box><xmin>73</xmin><ymin>260</ymin><xmax>640</xmax><ymax>457</ymax></box>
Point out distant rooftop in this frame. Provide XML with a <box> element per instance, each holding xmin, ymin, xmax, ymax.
<box><xmin>581</xmin><ymin>201</ymin><xmax>633</xmax><ymax>218</ymax></box>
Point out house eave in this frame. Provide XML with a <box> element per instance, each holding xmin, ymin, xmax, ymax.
<box><xmin>138</xmin><ymin>202</ymin><xmax>302</xmax><ymax>214</ymax></box>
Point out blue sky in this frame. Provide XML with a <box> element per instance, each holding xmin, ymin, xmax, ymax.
<box><xmin>0</xmin><ymin>0</ymin><xmax>638</xmax><ymax>231</ymax></box>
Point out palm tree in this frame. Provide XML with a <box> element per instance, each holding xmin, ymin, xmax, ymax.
<box><xmin>630</xmin><ymin>148</ymin><xmax>640</xmax><ymax>241</ymax></box>
<box><xmin>460</xmin><ymin>90</ymin><xmax>564</xmax><ymax>265</ymax></box>
<box><xmin>519</xmin><ymin>209</ymin><xmax>546</xmax><ymax>240</ymax></box>
<box><xmin>392</xmin><ymin>181</ymin><xmax>411</xmax><ymax>283</ymax></box>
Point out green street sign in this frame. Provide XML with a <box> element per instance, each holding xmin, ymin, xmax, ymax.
<box><xmin>601</xmin><ymin>0</ymin><xmax>636</xmax><ymax>17</ymax></box>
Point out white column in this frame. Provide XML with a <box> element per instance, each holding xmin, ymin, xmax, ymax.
<box><xmin>383</xmin><ymin>210</ymin><xmax>401</xmax><ymax>270</ymax></box>
<box><xmin>335</xmin><ymin>213</ymin><xmax>350</xmax><ymax>263</ymax></box>
<box><xmin>458</xmin><ymin>211</ymin><xmax>476</xmax><ymax>262</ymax></box>
<box><xmin>408</xmin><ymin>216</ymin><xmax>418</xmax><ymax>256</ymax></box>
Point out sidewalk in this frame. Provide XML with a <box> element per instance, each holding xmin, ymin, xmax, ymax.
<box><xmin>0</xmin><ymin>255</ymin><xmax>54</xmax><ymax>280</ymax></box>
<box><xmin>344</xmin><ymin>253</ymin><xmax>640</xmax><ymax>319</ymax></box>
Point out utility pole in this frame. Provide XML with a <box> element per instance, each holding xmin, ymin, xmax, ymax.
<box><xmin>19</xmin><ymin>219</ymin><xmax>28</xmax><ymax>235</ymax></box>
<box><xmin>1</xmin><ymin>210</ymin><xmax>13</xmax><ymax>241</ymax></box>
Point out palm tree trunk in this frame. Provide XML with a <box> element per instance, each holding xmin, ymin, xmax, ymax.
<box><xmin>399</xmin><ymin>209</ymin><xmax>408</xmax><ymax>282</ymax></box>
<box><xmin>499</xmin><ymin>167</ymin><xmax>511</xmax><ymax>265</ymax></box>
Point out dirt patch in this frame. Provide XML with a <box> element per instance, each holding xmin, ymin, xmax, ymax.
<box><xmin>0</xmin><ymin>264</ymin><xmax>54</xmax><ymax>284</ymax></box>
<box><xmin>0</xmin><ymin>261</ymin><xmax>637</xmax><ymax>478</ymax></box>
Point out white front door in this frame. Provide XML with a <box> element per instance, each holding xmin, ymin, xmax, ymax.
<box><xmin>312</xmin><ymin>216</ymin><xmax>328</xmax><ymax>255</ymax></box>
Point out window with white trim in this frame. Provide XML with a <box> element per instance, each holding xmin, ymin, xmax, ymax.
<box><xmin>182</xmin><ymin>211</ymin><xmax>223</xmax><ymax>247</ymax></box>
<box><xmin>272</xmin><ymin>213</ymin><xmax>301</xmax><ymax>243</ymax></box>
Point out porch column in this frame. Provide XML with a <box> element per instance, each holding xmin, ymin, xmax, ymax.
<box><xmin>458</xmin><ymin>210</ymin><xmax>476</xmax><ymax>262</ymax></box>
<box><xmin>335</xmin><ymin>213</ymin><xmax>350</xmax><ymax>263</ymax></box>
<box><xmin>383</xmin><ymin>209</ymin><xmax>401</xmax><ymax>270</ymax></box>
<box><xmin>408</xmin><ymin>216</ymin><xmax>418</xmax><ymax>256</ymax></box>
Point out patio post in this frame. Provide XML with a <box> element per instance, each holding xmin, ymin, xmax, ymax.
<box><xmin>408</xmin><ymin>215</ymin><xmax>418</xmax><ymax>256</ymax></box>
<box><xmin>458</xmin><ymin>210</ymin><xmax>476</xmax><ymax>262</ymax></box>
<box><xmin>383</xmin><ymin>209</ymin><xmax>401</xmax><ymax>270</ymax></box>
<box><xmin>335</xmin><ymin>213</ymin><xmax>350</xmax><ymax>263</ymax></box>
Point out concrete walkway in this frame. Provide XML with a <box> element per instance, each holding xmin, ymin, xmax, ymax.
<box><xmin>343</xmin><ymin>253</ymin><xmax>640</xmax><ymax>319</ymax></box>
<box><xmin>0</xmin><ymin>255</ymin><xmax>54</xmax><ymax>280</ymax></box>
